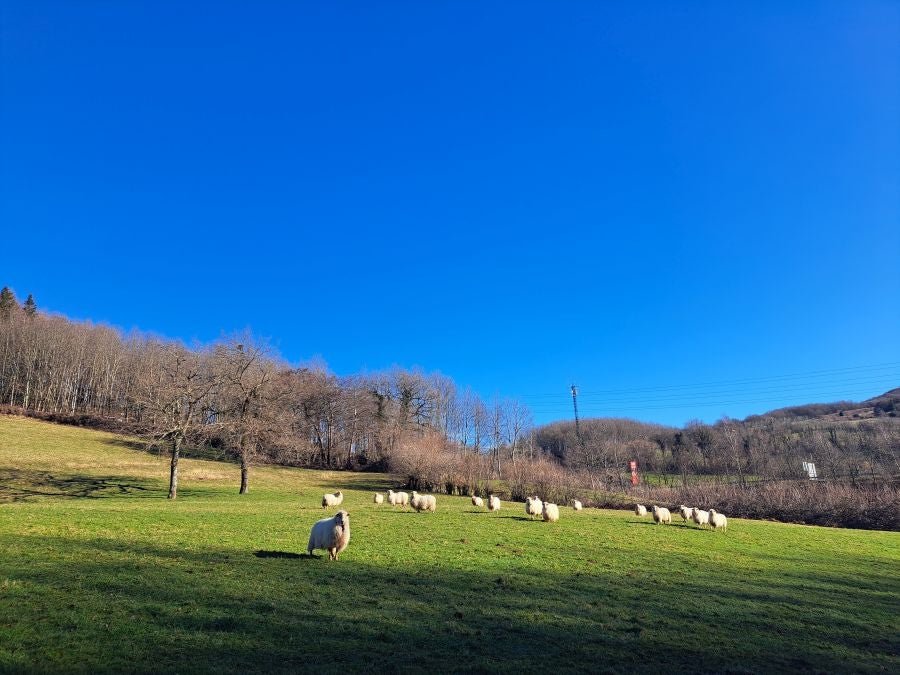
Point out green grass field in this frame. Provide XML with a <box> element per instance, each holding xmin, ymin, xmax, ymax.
<box><xmin>1</xmin><ymin>416</ymin><xmax>898</xmax><ymax>673</ymax></box>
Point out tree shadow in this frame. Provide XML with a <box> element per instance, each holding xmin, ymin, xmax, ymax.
<box><xmin>6</xmin><ymin>534</ymin><xmax>898</xmax><ymax>673</ymax></box>
<box><xmin>316</xmin><ymin>477</ymin><xmax>396</xmax><ymax>492</ymax></box>
<box><xmin>0</xmin><ymin>468</ymin><xmax>162</xmax><ymax>502</ymax></box>
<box><xmin>98</xmin><ymin>437</ymin><xmax>147</xmax><ymax>452</ymax></box>
<box><xmin>103</xmin><ymin>436</ymin><xmax>239</xmax><ymax>464</ymax></box>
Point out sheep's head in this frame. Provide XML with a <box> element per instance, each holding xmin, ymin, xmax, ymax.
<box><xmin>336</xmin><ymin>491</ymin><xmax>343</xmax><ymax>497</ymax></box>
<box><xmin>336</xmin><ymin>510</ymin><xmax>349</xmax><ymax>528</ymax></box>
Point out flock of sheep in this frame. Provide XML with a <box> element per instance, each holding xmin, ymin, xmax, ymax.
<box><xmin>306</xmin><ymin>489</ymin><xmax>728</xmax><ymax>560</ymax></box>
<box><xmin>635</xmin><ymin>503</ymin><xmax>729</xmax><ymax>531</ymax></box>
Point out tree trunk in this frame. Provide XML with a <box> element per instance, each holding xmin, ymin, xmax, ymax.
<box><xmin>239</xmin><ymin>455</ymin><xmax>249</xmax><ymax>494</ymax></box>
<box><xmin>168</xmin><ymin>434</ymin><xmax>181</xmax><ymax>499</ymax></box>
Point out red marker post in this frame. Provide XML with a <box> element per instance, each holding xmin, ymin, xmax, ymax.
<box><xmin>629</xmin><ymin>460</ymin><xmax>638</xmax><ymax>486</ymax></box>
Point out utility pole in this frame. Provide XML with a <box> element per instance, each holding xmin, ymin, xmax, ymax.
<box><xmin>571</xmin><ymin>384</ymin><xmax>581</xmax><ymax>438</ymax></box>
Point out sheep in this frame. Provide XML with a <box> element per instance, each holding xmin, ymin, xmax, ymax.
<box><xmin>651</xmin><ymin>505</ymin><xmax>672</xmax><ymax>525</ymax></box>
<box><xmin>634</xmin><ymin>504</ymin><xmax>648</xmax><ymax>517</ymax></box>
<box><xmin>322</xmin><ymin>490</ymin><xmax>344</xmax><ymax>509</ymax></box>
<box><xmin>387</xmin><ymin>489</ymin><xmax>409</xmax><ymax>507</ymax></box>
<box><xmin>471</xmin><ymin>495</ymin><xmax>484</xmax><ymax>508</ymax></box>
<box><xmin>488</xmin><ymin>494</ymin><xmax>502</xmax><ymax>512</ymax></box>
<box><xmin>410</xmin><ymin>491</ymin><xmax>437</xmax><ymax>513</ymax></box>
<box><xmin>542</xmin><ymin>502</ymin><xmax>560</xmax><ymax>523</ymax></box>
<box><xmin>307</xmin><ymin>510</ymin><xmax>350</xmax><ymax>561</ymax></box>
<box><xmin>373</xmin><ymin>493</ymin><xmax>384</xmax><ymax>505</ymax></box>
<box><xmin>692</xmin><ymin>508</ymin><xmax>710</xmax><ymax>528</ymax></box>
<box><xmin>679</xmin><ymin>505</ymin><xmax>694</xmax><ymax>523</ymax></box>
<box><xmin>709</xmin><ymin>509</ymin><xmax>728</xmax><ymax>532</ymax></box>
<box><xmin>525</xmin><ymin>496</ymin><xmax>543</xmax><ymax>519</ymax></box>
<box><xmin>572</xmin><ymin>500</ymin><xmax>583</xmax><ymax>511</ymax></box>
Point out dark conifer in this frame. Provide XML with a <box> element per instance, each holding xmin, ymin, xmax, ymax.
<box><xmin>0</xmin><ymin>287</ymin><xmax>18</xmax><ymax>319</ymax></box>
<box><xmin>23</xmin><ymin>294</ymin><xmax>37</xmax><ymax>318</ymax></box>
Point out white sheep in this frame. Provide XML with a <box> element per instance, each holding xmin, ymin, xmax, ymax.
<box><xmin>634</xmin><ymin>504</ymin><xmax>648</xmax><ymax>517</ymax></box>
<box><xmin>572</xmin><ymin>500</ymin><xmax>583</xmax><ymax>511</ymax></box>
<box><xmin>387</xmin><ymin>489</ymin><xmax>409</xmax><ymax>507</ymax></box>
<box><xmin>373</xmin><ymin>493</ymin><xmax>384</xmax><ymax>505</ymax></box>
<box><xmin>692</xmin><ymin>508</ymin><xmax>710</xmax><ymax>528</ymax></box>
<box><xmin>410</xmin><ymin>491</ymin><xmax>437</xmax><ymax>512</ymax></box>
<box><xmin>679</xmin><ymin>505</ymin><xmax>694</xmax><ymax>523</ymax></box>
<box><xmin>525</xmin><ymin>496</ymin><xmax>543</xmax><ymax>519</ymax></box>
<box><xmin>709</xmin><ymin>509</ymin><xmax>728</xmax><ymax>532</ymax></box>
<box><xmin>471</xmin><ymin>495</ymin><xmax>484</xmax><ymax>508</ymax></box>
<box><xmin>321</xmin><ymin>491</ymin><xmax>344</xmax><ymax>509</ymax></box>
<box><xmin>542</xmin><ymin>502</ymin><xmax>560</xmax><ymax>523</ymax></box>
<box><xmin>307</xmin><ymin>510</ymin><xmax>350</xmax><ymax>561</ymax></box>
<box><xmin>488</xmin><ymin>494</ymin><xmax>502</xmax><ymax>512</ymax></box>
<box><xmin>651</xmin><ymin>505</ymin><xmax>672</xmax><ymax>525</ymax></box>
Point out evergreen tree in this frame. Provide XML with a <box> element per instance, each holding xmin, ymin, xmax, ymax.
<box><xmin>0</xmin><ymin>287</ymin><xmax>18</xmax><ymax>320</ymax></box>
<box><xmin>23</xmin><ymin>294</ymin><xmax>37</xmax><ymax>318</ymax></box>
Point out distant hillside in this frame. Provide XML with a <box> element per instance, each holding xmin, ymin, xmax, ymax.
<box><xmin>748</xmin><ymin>388</ymin><xmax>900</xmax><ymax>421</ymax></box>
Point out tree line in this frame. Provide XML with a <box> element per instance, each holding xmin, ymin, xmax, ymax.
<box><xmin>0</xmin><ymin>287</ymin><xmax>537</xmax><ymax>498</ymax></box>
<box><xmin>536</xmin><ymin>412</ymin><xmax>900</xmax><ymax>487</ymax></box>
<box><xmin>1</xmin><ymin>286</ymin><xmax>897</xmax><ymax>505</ymax></box>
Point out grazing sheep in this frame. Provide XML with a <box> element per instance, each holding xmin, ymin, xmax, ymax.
<box><xmin>410</xmin><ymin>491</ymin><xmax>437</xmax><ymax>512</ymax></box>
<box><xmin>679</xmin><ymin>505</ymin><xmax>694</xmax><ymax>523</ymax></box>
<box><xmin>572</xmin><ymin>500</ymin><xmax>583</xmax><ymax>511</ymax></box>
<box><xmin>322</xmin><ymin>491</ymin><xmax>344</xmax><ymax>509</ymax></box>
<box><xmin>471</xmin><ymin>495</ymin><xmax>484</xmax><ymax>508</ymax></box>
<box><xmin>635</xmin><ymin>504</ymin><xmax>648</xmax><ymax>517</ymax></box>
<box><xmin>488</xmin><ymin>494</ymin><xmax>502</xmax><ymax>512</ymax></box>
<box><xmin>387</xmin><ymin>489</ymin><xmax>410</xmax><ymax>507</ymax></box>
<box><xmin>525</xmin><ymin>496</ymin><xmax>543</xmax><ymax>519</ymax></box>
<box><xmin>651</xmin><ymin>505</ymin><xmax>672</xmax><ymax>525</ymax></box>
<box><xmin>709</xmin><ymin>509</ymin><xmax>728</xmax><ymax>532</ymax></box>
<box><xmin>373</xmin><ymin>493</ymin><xmax>384</xmax><ymax>505</ymax></box>
<box><xmin>542</xmin><ymin>502</ymin><xmax>560</xmax><ymax>523</ymax></box>
<box><xmin>692</xmin><ymin>508</ymin><xmax>710</xmax><ymax>528</ymax></box>
<box><xmin>307</xmin><ymin>510</ymin><xmax>350</xmax><ymax>561</ymax></box>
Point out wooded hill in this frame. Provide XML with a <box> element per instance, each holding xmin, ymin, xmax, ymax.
<box><xmin>0</xmin><ymin>286</ymin><xmax>897</xmax><ymax>497</ymax></box>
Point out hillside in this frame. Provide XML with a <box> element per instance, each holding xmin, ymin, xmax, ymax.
<box><xmin>750</xmin><ymin>387</ymin><xmax>900</xmax><ymax>421</ymax></box>
<box><xmin>1</xmin><ymin>416</ymin><xmax>898</xmax><ymax>673</ymax></box>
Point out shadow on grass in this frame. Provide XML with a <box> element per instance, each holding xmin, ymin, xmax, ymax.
<box><xmin>4</xmin><ymin>534</ymin><xmax>898</xmax><ymax>673</ymax></box>
<box><xmin>98</xmin><ymin>437</ymin><xmax>147</xmax><ymax>452</ymax></box>
<box><xmin>314</xmin><ymin>477</ymin><xmax>396</xmax><ymax>493</ymax></box>
<box><xmin>254</xmin><ymin>550</ymin><xmax>304</xmax><ymax>559</ymax></box>
<box><xmin>100</xmin><ymin>436</ymin><xmax>239</xmax><ymax>464</ymax></box>
<box><xmin>0</xmin><ymin>468</ymin><xmax>163</xmax><ymax>502</ymax></box>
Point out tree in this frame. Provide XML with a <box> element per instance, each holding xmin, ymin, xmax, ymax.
<box><xmin>0</xmin><ymin>287</ymin><xmax>17</xmax><ymax>320</ymax></box>
<box><xmin>216</xmin><ymin>336</ymin><xmax>282</xmax><ymax>494</ymax></box>
<box><xmin>490</xmin><ymin>399</ymin><xmax>505</xmax><ymax>477</ymax></box>
<box><xmin>137</xmin><ymin>343</ymin><xmax>218</xmax><ymax>499</ymax></box>
<box><xmin>23</xmin><ymin>294</ymin><xmax>37</xmax><ymax>318</ymax></box>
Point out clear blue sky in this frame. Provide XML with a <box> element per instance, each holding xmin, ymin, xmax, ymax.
<box><xmin>2</xmin><ymin>2</ymin><xmax>898</xmax><ymax>426</ymax></box>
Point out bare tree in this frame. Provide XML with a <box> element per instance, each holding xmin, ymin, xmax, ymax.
<box><xmin>136</xmin><ymin>342</ymin><xmax>218</xmax><ymax>499</ymax></box>
<box><xmin>215</xmin><ymin>335</ymin><xmax>282</xmax><ymax>494</ymax></box>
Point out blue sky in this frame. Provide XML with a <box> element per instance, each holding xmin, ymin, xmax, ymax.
<box><xmin>2</xmin><ymin>2</ymin><xmax>898</xmax><ymax>426</ymax></box>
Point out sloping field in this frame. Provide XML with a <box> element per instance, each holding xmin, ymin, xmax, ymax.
<box><xmin>0</xmin><ymin>416</ymin><xmax>898</xmax><ymax>673</ymax></box>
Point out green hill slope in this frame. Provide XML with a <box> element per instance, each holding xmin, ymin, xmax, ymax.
<box><xmin>1</xmin><ymin>416</ymin><xmax>898</xmax><ymax>673</ymax></box>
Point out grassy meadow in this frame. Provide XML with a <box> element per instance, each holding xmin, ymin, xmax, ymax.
<box><xmin>1</xmin><ymin>416</ymin><xmax>898</xmax><ymax>673</ymax></box>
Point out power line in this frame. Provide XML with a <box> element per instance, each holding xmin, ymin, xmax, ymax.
<box><xmin>522</xmin><ymin>373</ymin><xmax>900</xmax><ymax>408</ymax></box>
<box><xmin>515</xmin><ymin>361</ymin><xmax>900</xmax><ymax>399</ymax></box>
<box><xmin>525</xmin><ymin>385</ymin><xmax>894</xmax><ymax>415</ymax></box>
